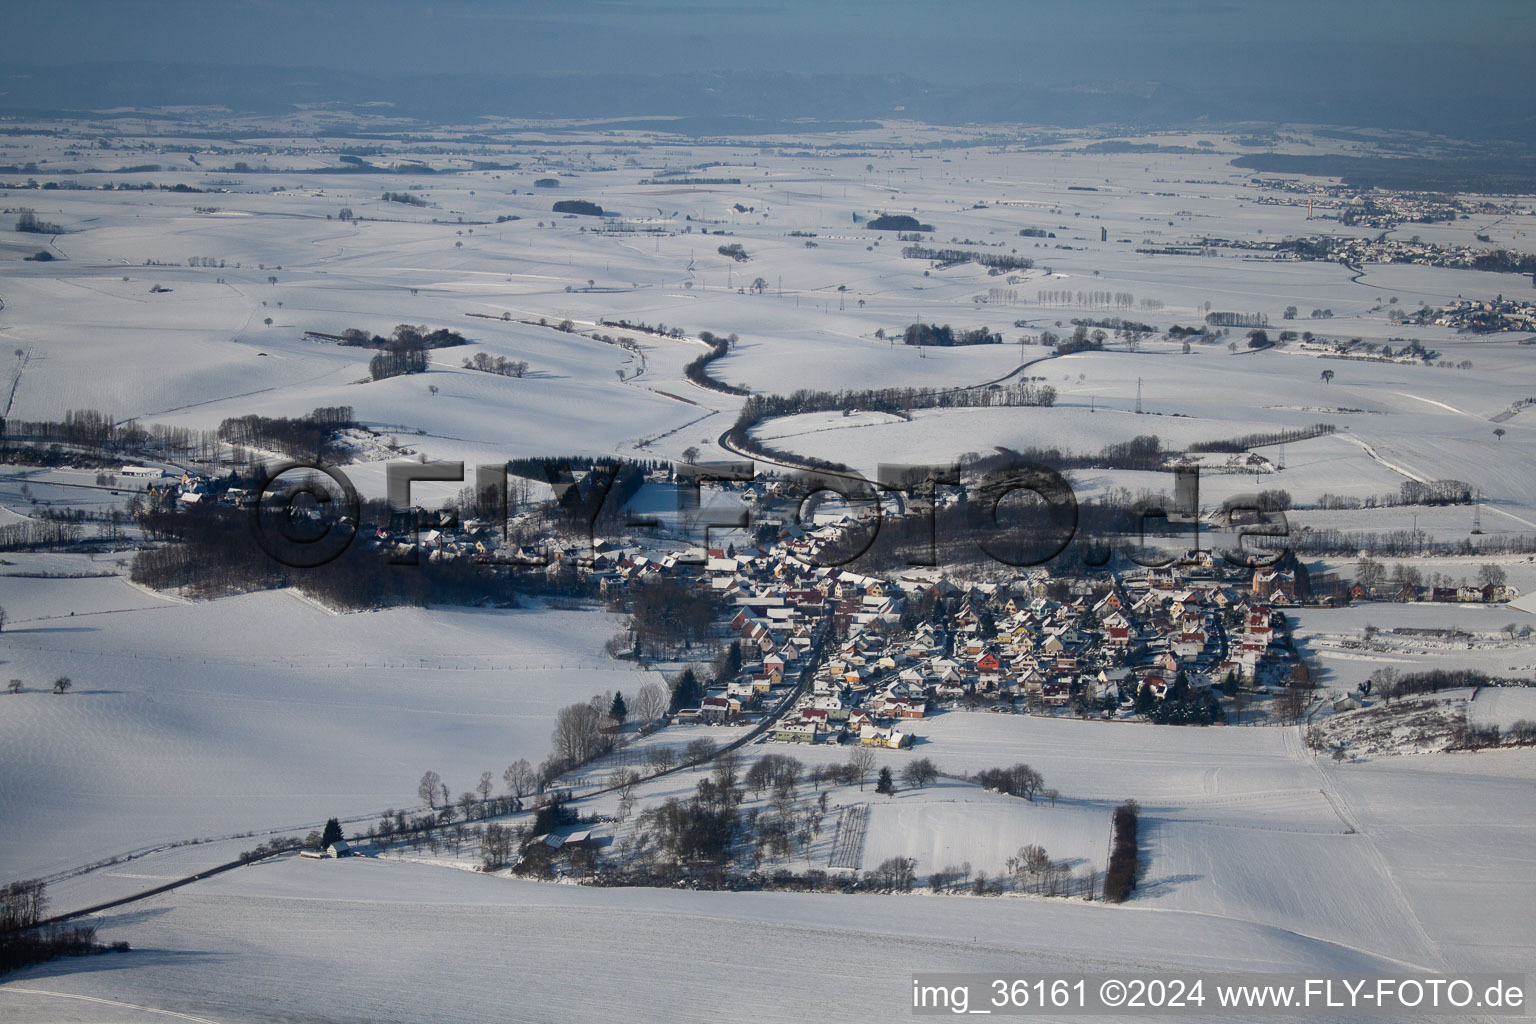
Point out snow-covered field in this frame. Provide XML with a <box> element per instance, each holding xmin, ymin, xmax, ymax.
<box><xmin>0</xmin><ymin>561</ymin><xmax>659</xmax><ymax>882</ymax></box>
<box><xmin>1288</xmin><ymin>604</ymin><xmax>1536</xmax><ymax>686</ymax></box>
<box><xmin>5</xmin><ymin>123</ymin><xmax>1534</xmax><ymax>488</ymax></box>
<box><xmin>2</xmin><ymin>117</ymin><xmax>1535</xmax><ymax>1021</ymax></box>
<box><xmin>0</xmin><ymin>855</ymin><xmax>1424</xmax><ymax>1024</ymax></box>
<box><xmin>5</xmin><ymin>725</ymin><xmax>1532</xmax><ymax>1022</ymax></box>
<box><xmin>1468</xmin><ymin>685</ymin><xmax>1536</xmax><ymax>728</ymax></box>
<box><xmin>755</xmin><ymin>340</ymin><xmax>1536</xmax><ymax>537</ymax></box>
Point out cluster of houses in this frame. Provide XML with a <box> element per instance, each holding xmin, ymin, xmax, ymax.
<box><xmin>1410</xmin><ymin>297</ymin><xmax>1536</xmax><ymax>334</ymax></box>
<box><xmin>1246</xmin><ymin>177</ymin><xmax>1499</xmax><ymax>230</ymax></box>
<box><xmin>1292</xmin><ymin>336</ymin><xmax>1439</xmax><ymax>364</ymax></box>
<box><xmin>629</xmin><ymin>521</ymin><xmax>1313</xmax><ymax>741</ymax></box>
<box><xmin>140</xmin><ymin>469</ymin><xmax>222</xmax><ymax>507</ymax></box>
<box><xmin>367</xmin><ymin>512</ymin><xmax>508</xmax><ymax>563</ymax></box>
<box><xmin>774</xmin><ymin>564</ymin><xmax>1301</xmax><ymax>737</ymax></box>
<box><xmin>1347</xmin><ymin>579</ymin><xmax>1519</xmax><ymax>605</ymax></box>
<box><xmin>1426</xmin><ymin>583</ymin><xmax>1520</xmax><ymax>604</ymax></box>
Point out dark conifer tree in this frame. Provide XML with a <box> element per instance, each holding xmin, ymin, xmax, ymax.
<box><xmin>669</xmin><ymin>668</ymin><xmax>704</xmax><ymax>714</ymax></box>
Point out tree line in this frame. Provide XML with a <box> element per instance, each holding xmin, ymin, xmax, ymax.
<box><xmin>14</xmin><ymin>209</ymin><xmax>63</xmax><ymax>234</ymax></box>
<box><xmin>684</xmin><ymin>331</ymin><xmax>749</xmax><ymax>395</ymax></box>
<box><xmin>1186</xmin><ymin>423</ymin><xmax>1335</xmax><ymax>454</ymax></box>
<box><xmin>628</xmin><ymin>579</ymin><xmax>723</xmax><ymax>656</ymax></box>
<box><xmin>1103</xmin><ymin>800</ymin><xmax>1140</xmax><ymax>903</ymax></box>
<box><xmin>902</xmin><ymin>322</ymin><xmax>1002</xmax><ymax>347</ymax></box>
<box><xmin>813</xmin><ymin>474</ymin><xmax>1196</xmax><ymax>575</ymax></box>
<box><xmin>598</xmin><ymin>317</ymin><xmax>686</xmax><ymax>339</ymax></box>
<box><xmin>461</xmin><ymin>352</ymin><xmax>530</xmax><ymax>377</ymax></box>
<box><xmin>728</xmin><ymin>381</ymin><xmax>1058</xmax><ymax>472</ymax></box>
<box><xmin>129</xmin><ymin>492</ymin><xmax>588</xmax><ymax>608</ymax></box>
<box><xmin>1</xmin><ymin>879</ymin><xmax>122</xmax><ymax>976</ymax></box>
<box><xmin>337</xmin><ymin>324</ymin><xmax>468</xmax><ymax>350</ymax></box>
<box><xmin>901</xmin><ymin>246</ymin><xmax>1033</xmax><ymax>272</ymax></box>
<box><xmin>217</xmin><ymin>406</ymin><xmax>354</xmax><ymax>462</ymax></box>
<box><xmin>1205</xmin><ymin>311</ymin><xmax>1269</xmax><ymax>328</ymax></box>
<box><xmin>3</xmin><ymin>409</ymin><xmax>230</xmax><ymax>463</ymax></box>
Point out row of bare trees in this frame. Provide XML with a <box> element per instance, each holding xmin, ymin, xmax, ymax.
<box><xmin>5</xmin><ymin>677</ymin><xmax>71</xmax><ymax>694</ymax></box>
<box><xmin>461</xmin><ymin>353</ymin><xmax>529</xmax><ymax>377</ymax></box>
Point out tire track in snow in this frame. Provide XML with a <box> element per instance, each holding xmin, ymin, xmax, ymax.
<box><xmin>0</xmin><ymin>986</ymin><xmax>228</xmax><ymax>1023</ymax></box>
<box><xmin>1201</xmin><ymin>767</ymin><xmax>1218</xmax><ymax>795</ymax></box>
<box><xmin>1287</xmin><ymin>722</ymin><xmax>1445</xmax><ymax>969</ymax></box>
<box><xmin>1338</xmin><ymin>432</ymin><xmax>1536</xmax><ymax>531</ymax></box>
<box><xmin>1335</xmin><ymin>433</ymin><xmax>1432</xmax><ymax>483</ymax></box>
<box><xmin>1390</xmin><ymin>391</ymin><xmax>1478</xmax><ymax>420</ymax></box>
<box><xmin>127</xmin><ymin>364</ymin><xmax>357</xmax><ymax>422</ymax></box>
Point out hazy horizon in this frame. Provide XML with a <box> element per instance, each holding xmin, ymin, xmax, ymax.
<box><xmin>1</xmin><ymin>0</ymin><xmax>1531</xmax><ymax>138</ymax></box>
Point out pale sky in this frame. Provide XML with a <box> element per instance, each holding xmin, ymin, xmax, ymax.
<box><xmin>6</xmin><ymin>0</ymin><xmax>1528</xmax><ymax>87</ymax></box>
<box><xmin>1</xmin><ymin>0</ymin><xmax>1528</xmax><ymax>133</ymax></box>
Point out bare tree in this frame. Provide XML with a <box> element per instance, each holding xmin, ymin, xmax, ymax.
<box><xmin>867</xmin><ymin>856</ymin><xmax>916</xmax><ymax>892</ymax></box>
<box><xmin>481</xmin><ymin>823</ymin><xmax>514</xmax><ymax>870</ymax></box>
<box><xmin>418</xmin><ymin>770</ymin><xmax>443</xmax><ymax>808</ymax></box>
<box><xmin>477</xmin><ymin>771</ymin><xmax>494</xmax><ymax>803</ymax></box>
<box><xmin>633</xmin><ymin>680</ymin><xmax>668</xmax><ymax>726</ymax></box>
<box><xmin>1015</xmin><ymin>764</ymin><xmax>1044</xmax><ymax>801</ymax></box>
<box><xmin>975</xmin><ymin>763</ymin><xmax>1044</xmax><ymax>800</ymax></box>
<box><xmin>711</xmin><ymin>749</ymin><xmax>742</xmax><ymax>791</ymax></box>
<box><xmin>502</xmin><ymin>759</ymin><xmax>536</xmax><ymax>798</ymax></box>
<box><xmin>899</xmin><ymin>757</ymin><xmax>939</xmax><ymax>789</ymax></box>
<box><xmin>52</xmin><ymin>676</ymin><xmax>71</xmax><ymax>695</ymax></box>
<box><xmin>684</xmin><ymin>738</ymin><xmax>717</xmax><ymax>767</ymax></box>
<box><xmin>1277</xmin><ymin>681</ymin><xmax>1309</xmax><ymax>722</ymax></box>
<box><xmin>7</xmin><ymin>679</ymin><xmax>21</xmax><ymax>695</ymax></box>
<box><xmin>609</xmin><ymin>768</ymin><xmax>640</xmax><ymax>800</ymax></box>
<box><xmin>848</xmin><ymin>746</ymin><xmax>876</xmax><ymax>790</ymax></box>
<box><xmin>1371</xmin><ymin>666</ymin><xmax>1401</xmax><ymax>704</ymax></box>
<box><xmin>551</xmin><ymin>700</ymin><xmax>607</xmax><ymax>766</ymax></box>
<box><xmin>1354</xmin><ymin>554</ymin><xmax>1385</xmax><ymax>590</ymax></box>
<box><xmin>1007</xmin><ymin>843</ymin><xmax>1053</xmax><ymax>891</ymax></box>
<box><xmin>646</xmin><ymin>744</ymin><xmax>679</xmax><ymax>772</ymax></box>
